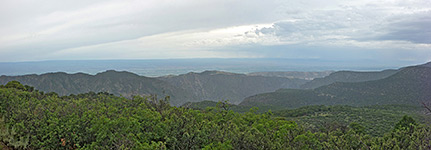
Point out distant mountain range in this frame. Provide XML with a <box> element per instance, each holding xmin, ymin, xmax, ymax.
<box><xmin>0</xmin><ymin>70</ymin><xmax>307</xmax><ymax>105</ymax></box>
<box><xmin>247</xmin><ymin>71</ymin><xmax>333</xmax><ymax>80</ymax></box>
<box><xmin>0</xmin><ymin>70</ymin><xmax>195</xmax><ymax>106</ymax></box>
<box><xmin>158</xmin><ymin>71</ymin><xmax>307</xmax><ymax>104</ymax></box>
<box><xmin>1</xmin><ymin>62</ymin><xmax>429</xmax><ymax>106</ymax></box>
<box><xmin>240</xmin><ymin>62</ymin><xmax>431</xmax><ymax>108</ymax></box>
<box><xmin>300</xmin><ymin>69</ymin><xmax>398</xmax><ymax>89</ymax></box>
<box><xmin>423</xmin><ymin>61</ymin><xmax>431</xmax><ymax>67</ymax></box>
<box><xmin>0</xmin><ymin>58</ymin><xmax>407</xmax><ymax>76</ymax></box>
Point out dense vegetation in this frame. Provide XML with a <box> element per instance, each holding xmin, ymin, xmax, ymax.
<box><xmin>183</xmin><ymin>100</ymin><xmax>283</xmax><ymax>113</ymax></box>
<box><xmin>1</xmin><ymin>81</ymin><xmax>431</xmax><ymax>149</ymax></box>
<box><xmin>274</xmin><ymin>105</ymin><xmax>430</xmax><ymax>136</ymax></box>
<box><xmin>185</xmin><ymin>101</ymin><xmax>430</xmax><ymax>137</ymax></box>
<box><xmin>241</xmin><ymin>66</ymin><xmax>431</xmax><ymax>108</ymax></box>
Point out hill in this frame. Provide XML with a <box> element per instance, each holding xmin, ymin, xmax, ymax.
<box><xmin>300</xmin><ymin>69</ymin><xmax>398</xmax><ymax>89</ymax></box>
<box><xmin>240</xmin><ymin>65</ymin><xmax>431</xmax><ymax>108</ymax></box>
<box><xmin>0</xmin><ymin>70</ymin><xmax>308</xmax><ymax>105</ymax></box>
<box><xmin>247</xmin><ymin>71</ymin><xmax>333</xmax><ymax>80</ymax></box>
<box><xmin>0</xmin><ymin>70</ymin><xmax>195</xmax><ymax>106</ymax></box>
<box><xmin>158</xmin><ymin>70</ymin><xmax>307</xmax><ymax>104</ymax></box>
<box><xmin>421</xmin><ymin>61</ymin><xmax>431</xmax><ymax>67</ymax></box>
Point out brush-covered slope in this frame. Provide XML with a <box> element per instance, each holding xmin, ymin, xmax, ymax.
<box><xmin>0</xmin><ymin>70</ymin><xmax>195</xmax><ymax>106</ymax></box>
<box><xmin>301</xmin><ymin>69</ymin><xmax>398</xmax><ymax>89</ymax></box>
<box><xmin>159</xmin><ymin>70</ymin><xmax>307</xmax><ymax>104</ymax></box>
<box><xmin>240</xmin><ymin>65</ymin><xmax>431</xmax><ymax>108</ymax></box>
<box><xmin>184</xmin><ymin>102</ymin><xmax>430</xmax><ymax>136</ymax></box>
<box><xmin>273</xmin><ymin>105</ymin><xmax>430</xmax><ymax>136</ymax></box>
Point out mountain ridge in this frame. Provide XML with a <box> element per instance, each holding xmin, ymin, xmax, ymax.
<box><xmin>240</xmin><ymin>64</ymin><xmax>431</xmax><ymax>108</ymax></box>
<box><xmin>247</xmin><ymin>71</ymin><xmax>333</xmax><ymax>80</ymax></box>
<box><xmin>300</xmin><ymin>69</ymin><xmax>398</xmax><ymax>89</ymax></box>
<box><xmin>0</xmin><ymin>70</ymin><xmax>308</xmax><ymax>105</ymax></box>
<box><xmin>0</xmin><ymin>70</ymin><xmax>195</xmax><ymax>106</ymax></box>
<box><xmin>158</xmin><ymin>70</ymin><xmax>308</xmax><ymax>104</ymax></box>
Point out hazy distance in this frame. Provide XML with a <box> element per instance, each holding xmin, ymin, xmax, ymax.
<box><xmin>0</xmin><ymin>58</ymin><xmax>420</xmax><ymax>77</ymax></box>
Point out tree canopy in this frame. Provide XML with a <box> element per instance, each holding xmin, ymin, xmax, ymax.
<box><xmin>0</xmin><ymin>81</ymin><xmax>430</xmax><ymax>149</ymax></box>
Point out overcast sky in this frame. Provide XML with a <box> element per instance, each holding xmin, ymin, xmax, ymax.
<box><xmin>0</xmin><ymin>0</ymin><xmax>430</xmax><ymax>63</ymax></box>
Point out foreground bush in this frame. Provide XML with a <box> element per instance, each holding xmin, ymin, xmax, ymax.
<box><xmin>1</xmin><ymin>81</ymin><xmax>430</xmax><ymax>149</ymax></box>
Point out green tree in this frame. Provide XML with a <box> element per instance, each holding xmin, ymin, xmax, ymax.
<box><xmin>394</xmin><ymin>115</ymin><xmax>417</xmax><ymax>131</ymax></box>
<box><xmin>4</xmin><ymin>81</ymin><xmax>25</xmax><ymax>90</ymax></box>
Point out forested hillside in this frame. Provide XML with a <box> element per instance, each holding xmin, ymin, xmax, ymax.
<box><xmin>0</xmin><ymin>70</ymin><xmax>195</xmax><ymax>106</ymax></box>
<box><xmin>301</xmin><ymin>69</ymin><xmax>398</xmax><ymax>89</ymax></box>
<box><xmin>159</xmin><ymin>71</ymin><xmax>307</xmax><ymax>104</ymax></box>
<box><xmin>273</xmin><ymin>105</ymin><xmax>430</xmax><ymax>136</ymax></box>
<box><xmin>0</xmin><ymin>70</ymin><xmax>307</xmax><ymax>106</ymax></box>
<box><xmin>300</xmin><ymin>61</ymin><xmax>431</xmax><ymax>89</ymax></box>
<box><xmin>241</xmin><ymin>66</ymin><xmax>431</xmax><ymax>108</ymax></box>
<box><xmin>185</xmin><ymin>101</ymin><xmax>430</xmax><ymax>136</ymax></box>
<box><xmin>1</xmin><ymin>82</ymin><xmax>430</xmax><ymax>149</ymax></box>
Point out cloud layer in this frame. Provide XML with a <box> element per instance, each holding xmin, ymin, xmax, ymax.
<box><xmin>0</xmin><ymin>0</ymin><xmax>430</xmax><ymax>63</ymax></box>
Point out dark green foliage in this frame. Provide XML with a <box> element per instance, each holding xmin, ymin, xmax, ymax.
<box><xmin>1</xmin><ymin>82</ymin><xmax>431</xmax><ymax>149</ymax></box>
<box><xmin>0</xmin><ymin>82</ymin><xmax>302</xmax><ymax>149</ymax></box>
<box><xmin>349</xmin><ymin>122</ymin><xmax>365</xmax><ymax>134</ymax></box>
<box><xmin>5</xmin><ymin>81</ymin><xmax>25</xmax><ymax>90</ymax></box>
<box><xmin>183</xmin><ymin>100</ymin><xmax>283</xmax><ymax>113</ymax></box>
<box><xmin>394</xmin><ymin>115</ymin><xmax>417</xmax><ymax>131</ymax></box>
<box><xmin>273</xmin><ymin>105</ymin><xmax>429</xmax><ymax>136</ymax></box>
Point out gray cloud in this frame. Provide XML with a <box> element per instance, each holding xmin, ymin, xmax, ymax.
<box><xmin>0</xmin><ymin>0</ymin><xmax>430</xmax><ymax>63</ymax></box>
<box><xmin>375</xmin><ymin>11</ymin><xmax>431</xmax><ymax>44</ymax></box>
<box><xmin>0</xmin><ymin>0</ymin><xmax>281</xmax><ymax>61</ymax></box>
<box><xmin>254</xmin><ymin>3</ymin><xmax>431</xmax><ymax>46</ymax></box>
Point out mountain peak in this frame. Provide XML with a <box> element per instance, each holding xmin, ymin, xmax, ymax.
<box><xmin>422</xmin><ymin>61</ymin><xmax>431</xmax><ymax>68</ymax></box>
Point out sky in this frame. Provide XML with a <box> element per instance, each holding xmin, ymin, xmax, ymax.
<box><xmin>0</xmin><ymin>0</ymin><xmax>430</xmax><ymax>63</ymax></box>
